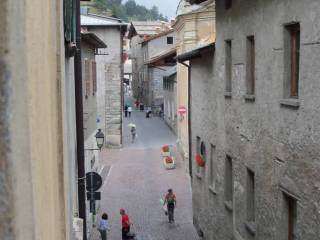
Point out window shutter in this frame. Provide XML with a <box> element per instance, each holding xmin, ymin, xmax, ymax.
<box><xmin>63</xmin><ymin>0</ymin><xmax>76</xmax><ymax>43</ymax></box>
<box><xmin>92</xmin><ymin>61</ymin><xmax>97</xmax><ymax>95</ymax></box>
<box><xmin>84</xmin><ymin>59</ymin><xmax>90</xmax><ymax>98</ymax></box>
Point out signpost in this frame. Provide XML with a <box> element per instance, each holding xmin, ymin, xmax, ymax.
<box><xmin>86</xmin><ymin>172</ymin><xmax>103</xmax><ymax>214</ymax></box>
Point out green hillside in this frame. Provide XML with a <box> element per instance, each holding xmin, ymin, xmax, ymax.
<box><xmin>81</xmin><ymin>0</ymin><xmax>168</xmax><ymax>21</ymax></box>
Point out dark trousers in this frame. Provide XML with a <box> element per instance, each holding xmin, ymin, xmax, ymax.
<box><xmin>124</xmin><ymin>110</ymin><xmax>128</xmax><ymax>117</ymax></box>
<box><xmin>128</xmin><ymin>112</ymin><xmax>131</xmax><ymax>117</ymax></box>
<box><xmin>122</xmin><ymin>227</ymin><xmax>130</xmax><ymax>240</ymax></box>
<box><xmin>167</xmin><ymin>204</ymin><xmax>175</xmax><ymax>222</ymax></box>
<box><xmin>99</xmin><ymin>229</ymin><xmax>107</xmax><ymax>240</ymax></box>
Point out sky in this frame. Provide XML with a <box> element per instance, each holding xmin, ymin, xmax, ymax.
<box><xmin>127</xmin><ymin>0</ymin><xmax>180</xmax><ymax>20</ymax></box>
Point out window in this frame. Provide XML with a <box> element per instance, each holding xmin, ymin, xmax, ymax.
<box><xmin>225</xmin><ymin>155</ymin><xmax>233</xmax><ymax>209</ymax></box>
<box><xmin>283</xmin><ymin>193</ymin><xmax>297</xmax><ymax>240</ymax></box>
<box><xmin>84</xmin><ymin>59</ymin><xmax>90</xmax><ymax>98</ymax></box>
<box><xmin>196</xmin><ymin>137</ymin><xmax>201</xmax><ymax>175</ymax></box>
<box><xmin>209</xmin><ymin>144</ymin><xmax>216</xmax><ymax>191</ymax></box>
<box><xmin>225</xmin><ymin>0</ymin><xmax>232</xmax><ymax>9</ymax></box>
<box><xmin>167</xmin><ymin>36</ymin><xmax>173</xmax><ymax>44</ymax></box>
<box><xmin>225</xmin><ymin>40</ymin><xmax>232</xmax><ymax>94</ymax></box>
<box><xmin>284</xmin><ymin>23</ymin><xmax>300</xmax><ymax>98</ymax></box>
<box><xmin>92</xmin><ymin>60</ymin><xmax>97</xmax><ymax>95</ymax></box>
<box><xmin>246</xmin><ymin>36</ymin><xmax>255</xmax><ymax>96</ymax></box>
<box><xmin>246</xmin><ymin>169</ymin><xmax>255</xmax><ymax>222</ymax></box>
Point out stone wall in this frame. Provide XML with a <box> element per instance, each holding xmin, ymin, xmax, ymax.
<box><xmin>88</xmin><ymin>27</ymin><xmax>123</xmax><ymax>147</ymax></box>
<box><xmin>191</xmin><ymin>0</ymin><xmax>320</xmax><ymax>239</ymax></box>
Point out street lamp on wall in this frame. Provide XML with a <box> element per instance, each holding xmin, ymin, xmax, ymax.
<box><xmin>95</xmin><ymin>129</ymin><xmax>104</xmax><ymax>150</ymax></box>
<box><xmin>85</xmin><ymin>129</ymin><xmax>105</xmax><ymax>151</ymax></box>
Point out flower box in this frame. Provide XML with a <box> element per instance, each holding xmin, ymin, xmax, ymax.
<box><xmin>162</xmin><ymin>145</ymin><xmax>170</xmax><ymax>152</ymax></box>
<box><xmin>195</xmin><ymin>154</ymin><xmax>205</xmax><ymax>167</ymax></box>
<box><xmin>163</xmin><ymin>156</ymin><xmax>175</xmax><ymax>169</ymax></box>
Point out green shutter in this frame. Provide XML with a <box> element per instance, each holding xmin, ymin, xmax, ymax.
<box><xmin>64</xmin><ymin>0</ymin><xmax>76</xmax><ymax>43</ymax></box>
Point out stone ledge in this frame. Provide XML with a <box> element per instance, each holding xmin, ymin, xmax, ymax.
<box><xmin>224</xmin><ymin>200</ymin><xmax>233</xmax><ymax>212</ymax></box>
<box><xmin>208</xmin><ymin>186</ymin><xmax>216</xmax><ymax>195</ymax></box>
<box><xmin>280</xmin><ymin>98</ymin><xmax>300</xmax><ymax>109</ymax></box>
<box><xmin>245</xmin><ymin>221</ymin><xmax>256</xmax><ymax>235</ymax></box>
<box><xmin>195</xmin><ymin>172</ymin><xmax>203</xmax><ymax>180</ymax></box>
<box><xmin>244</xmin><ymin>94</ymin><xmax>255</xmax><ymax>102</ymax></box>
<box><xmin>224</xmin><ymin>91</ymin><xmax>232</xmax><ymax>98</ymax></box>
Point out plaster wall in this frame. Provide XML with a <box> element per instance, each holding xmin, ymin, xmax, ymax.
<box><xmin>0</xmin><ymin>0</ymin><xmax>74</xmax><ymax>239</ymax></box>
<box><xmin>146</xmin><ymin>32</ymin><xmax>176</xmax><ymax>59</ymax></box>
<box><xmin>191</xmin><ymin>0</ymin><xmax>320</xmax><ymax>239</ymax></box>
<box><xmin>163</xmin><ymin>74</ymin><xmax>178</xmax><ymax>133</ymax></box>
<box><xmin>174</xmin><ymin>2</ymin><xmax>215</xmax><ymax>168</ymax></box>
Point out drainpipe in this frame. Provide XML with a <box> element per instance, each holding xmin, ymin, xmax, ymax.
<box><xmin>74</xmin><ymin>0</ymin><xmax>87</xmax><ymax>239</ymax></box>
<box><xmin>179</xmin><ymin>61</ymin><xmax>192</xmax><ymax>178</ymax></box>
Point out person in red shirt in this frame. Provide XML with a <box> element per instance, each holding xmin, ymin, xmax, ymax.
<box><xmin>120</xmin><ymin>209</ymin><xmax>130</xmax><ymax>239</ymax></box>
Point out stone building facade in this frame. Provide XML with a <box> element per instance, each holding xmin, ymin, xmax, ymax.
<box><xmin>128</xmin><ymin>21</ymin><xmax>172</xmax><ymax>101</ymax></box>
<box><xmin>140</xmin><ymin>30</ymin><xmax>176</xmax><ymax>106</ymax></box>
<box><xmin>163</xmin><ymin>66</ymin><xmax>178</xmax><ymax>133</ymax></box>
<box><xmin>81</xmin><ymin>12</ymin><xmax>127</xmax><ymax>147</ymax></box>
<box><xmin>183</xmin><ymin>0</ymin><xmax>320</xmax><ymax>239</ymax></box>
<box><xmin>174</xmin><ymin>0</ymin><xmax>215</xmax><ymax>172</ymax></box>
<box><xmin>81</xmin><ymin>32</ymin><xmax>106</xmax><ymax>235</ymax></box>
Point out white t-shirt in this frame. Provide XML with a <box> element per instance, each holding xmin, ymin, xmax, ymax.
<box><xmin>128</xmin><ymin>107</ymin><xmax>132</xmax><ymax>112</ymax></box>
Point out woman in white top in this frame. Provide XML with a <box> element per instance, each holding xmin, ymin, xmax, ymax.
<box><xmin>128</xmin><ymin>106</ymin><xmax>132</xmax><ymax>117</ymax></box>
<box><xmin>98</xmin><ymin>213</ymin><xmax>110</xmax><ymax>240</ymax></box>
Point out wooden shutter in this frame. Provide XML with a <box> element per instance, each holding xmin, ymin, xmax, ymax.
<box><xmin>84</xmin><ymin>59</ymin><xmax>90</xmax><ymax>98</ymax></box>
<box><xmin>92</xmin><ymin>61</ymin><xmax>97</xmax><ymax>95</ymax></box>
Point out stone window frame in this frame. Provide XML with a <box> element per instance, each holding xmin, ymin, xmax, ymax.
<box><xmin>280</xmin><ymin>22</ymin><xmax>300</xmax><ymax>109</ymax></box>
<box><xmin>245</xmin><ymin>167</ymin><xmax>256</xmax><ymax>236</ymax></box>
<box><xmin>224</xmin><ymin>155</ymin><xmax>233</xmax><ymax>212</ymax></box>
<box><xmin>244</xmin><ymin>35</ymin><xmax>256</xmax><ymax>102</ymax></box>
<box><xmin>195</xmin><ymin>136</ymin><xmax>202</xmax><ymax>179</ymax></box>
<box><xmin>280</xmin><ymin>187</ymin><xmax>299</xmax><ymax>240</ymax></box>
<box><xmin>208</xmin><ymin>144</ymin><xmax>217</xmax><ymax>194</ymax></box>
<box><xmin>224</xmin><ymin>39</ymin><xmax>232</xmax><ymax>98</ymax></box>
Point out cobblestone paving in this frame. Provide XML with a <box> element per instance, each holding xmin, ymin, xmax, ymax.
<box><xmin>92</xmin><ymin>96</ymin><xmax>199</xmax><ymax>240</ymax></box>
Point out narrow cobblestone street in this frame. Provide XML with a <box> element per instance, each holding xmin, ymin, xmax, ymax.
<box><xmin>94</xmin><ymin>95</ymin><xmax>199</xmax><ymax>240</ymax></box>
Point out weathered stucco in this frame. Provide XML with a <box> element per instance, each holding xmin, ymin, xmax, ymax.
<box><xmin>174</xmin><ymin>0</ymin><xmax>215</xmax><ymax>170</ymax></box>
<box><xmin>191</xmin><ymin>0</ymin><xmax>320</xmax><ymax>239</ymax></box>
<box><xmin>0</xmin><ymin>0</ymin><xmax>76</xmax><ymax>239</ymax></box>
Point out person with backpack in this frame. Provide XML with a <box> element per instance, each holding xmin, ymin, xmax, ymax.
<box><xmin>164</xmin><ymin>189</ymin><xmax>176</xmax><ymax>223</ymax></box>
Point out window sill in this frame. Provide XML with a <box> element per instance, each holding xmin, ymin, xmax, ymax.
<box><xmin>224</xmin><ymin>200</ymin><xmax>233</xmax><ymax>212</ymax></box>
<box><xmin>280</xmin><ymin>98</ymin><xmax>300</xmax><ymax>109</ymax></box>
<box><xmin>224</xmin><ymin>92</ymin><xmax>232</xmax><ymax>98</ymax></box>
<box><xmin>195</xmin><ymin>172</ymin><xmax>202</xmax><ymax>180</ymax></box>
<box><xmin>245</xmin><ymin>221</ymin><xmax>256</xmax><ymax>235</ymax></box>
<box><xmin>244</xmin><ymin>94</ymin><xmax>255</xmax><ymax>102</ymax></box>
<box><xmin>208</xmin><ymin>186</ymin><xmax>217</xmax><ymax>195</ymax></box>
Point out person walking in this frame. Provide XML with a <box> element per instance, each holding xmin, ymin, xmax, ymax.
<box><xmin>124</xmin><ymin>105</ymin><xmax>128</xmax><ymax>117</ymax></box>
<box><xmin>164</xmin><ymin>189</ymin><xmax>176</xmax><ymax>223</ymax></box>
<box><xmin>120</xmin><ymin>209</ymin><xmax>130</xmax><ymax>240</ymax></box>
<box><xmin>130</xmin><ymin>126</ymin><xmax>136</xmax><ymax>143</ymax></box>
<box><xmin>128</xmin><ymin>106</ymin><xmax>132</xmax><ymax>117</ymax></box>
<box><xmin>98</xmin><ymin>213</ymin><xmax>110</xmax><ymax>240</ymax></box>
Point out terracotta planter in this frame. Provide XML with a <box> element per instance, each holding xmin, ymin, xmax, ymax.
<box><xmin>195</xmin><ymin>154</ymin><xmax>205</xmax><ymax>167</ymax></box>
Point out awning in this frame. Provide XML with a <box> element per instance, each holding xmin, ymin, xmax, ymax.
<box><xmin>81</xmin><ymin>32</ymin><xmax>107</xmax><ymax>48</ymax></box>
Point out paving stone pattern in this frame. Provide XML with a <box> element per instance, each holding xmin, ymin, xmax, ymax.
<box><xmin>92</xmin><ymin>96</ymin><xmax>199</xmax><ymax>240</ymax></box>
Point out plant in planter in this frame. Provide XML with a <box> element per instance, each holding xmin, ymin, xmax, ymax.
<box><xmin>161</xmin><ymin>145</ymin><xmax>170</xmax><ymax>157</ymax></box>
<box><xmin>165</xmin><ymin>156</ymin><xmax>173</xmax><ymax>164</ymax></box>
<box><xmin>195</xmin><ymin>154</ymin><xmax>205</xmax><ymax>167</ymax></box>
<box><xmin>162</xmin><ymin>145</ymin><xmax>170</xmax><ymax>152</ymax></box>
